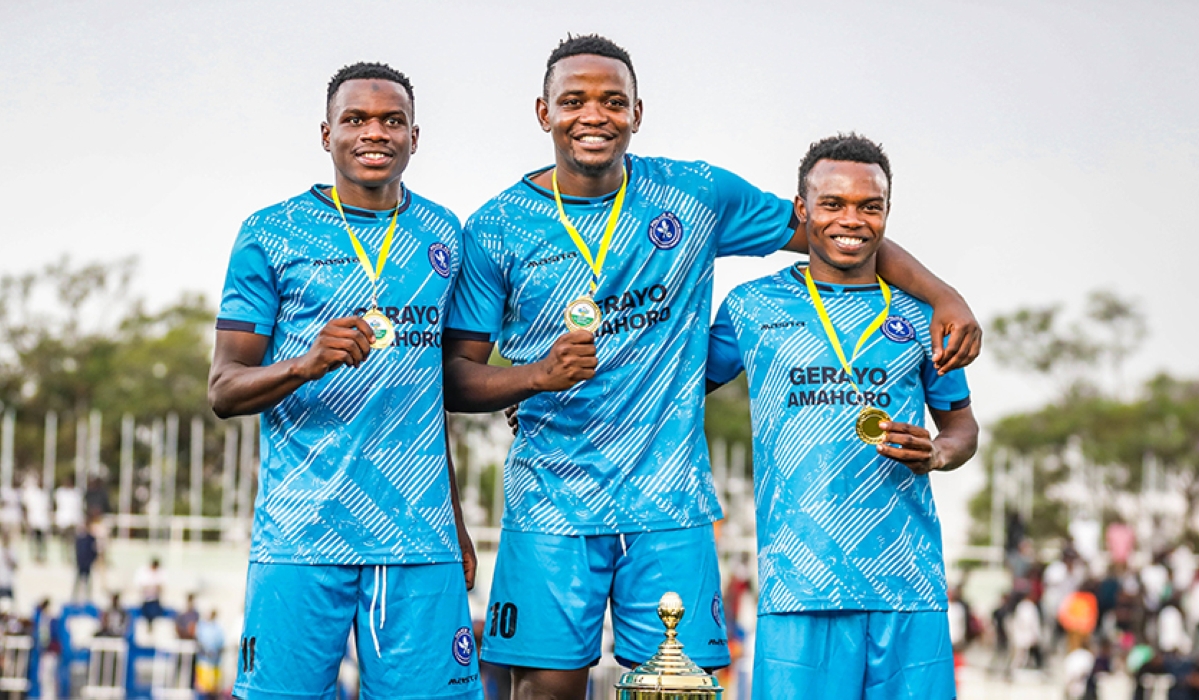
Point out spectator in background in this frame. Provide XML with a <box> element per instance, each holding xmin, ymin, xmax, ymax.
<box><xmin>1170</xmin><ymin>545</ymin><xmax>1196</xmax><ymax>598</ymax></box>
<box><xmin>83</xmin><ymin>476</ymin><xmax>110</xmax><ymax>522</ymax></box>
<box><xmin>1058</xmin><ymin>580</ymin><xmax>1099</xmax><ymax>652</ymax></box>
<box><xmin>1008</xmin><ymin>538</ymin><xmax>1036</xmax><ymax>590</ymax></box>
<box><xmin>1096</xmin><ymin>566</ymin><xmax>1122</xmax><ymax>635</ymax></box>
<box><xmin>1043</xmin><ymin>547</ymin><xmax>1085</xmax><ymax>653</ymax></box>
<box><xmin>1157</xmin><ymin>594</ymin><xmax>1191</xmax><ymax>656</ymax></box>
<box><xmin>54</xmin><ymin>476</ymin><xmax>83</xmax><ymax>561</ymax></box>
<box><xmin>72</xmin><ymin>518</ymin><xmax>98</xmax><ymax>601</ymax></box>
<box><xmin>1141</xmin><ymin>551</ymin><xmax>1173</xmax><ymax>622</ymax></box>
<box><xmin>98</xmin><ymin>593</ymin><xmax>129</xmax><ymax>638</ymax></box>
<box><xmin>0</xmin><ymin>532</ymin><xmax>16</xmax><ymax>600</ymax></box>
<box><xmin>176</xmin><ymin>593</ymin><xmax>199</xmax><ymax>640</ymax></box>
<box><xmin>0</xmin><ymin>485</ymin><xmax>21</xmax><ymax>537</ymax></box>
<box><xmin>1084</xmin><ymin>638</ymin><xmax>1113</xmax><ymax>700</ymax></box>
<box><xmin>21</xmin><ymin>473</ymin><xmax>51</xmax><ymax>563</ymax></box>
<box><xmin>133</xmin><ymin>557</ymin><xmax>167</xmax><ymax>626</ymax></box>
<box><xmin>195</xmin><ymin>609</ymin><xmax>225</xmax><ymax>700</ymax></box>
<box><xmin>1105</xmin><ymin>519</ymin><xmax>1135</xmax><ymax>568</ymax></box>
<box><xmin>1011</xmin><ymin>592</ymin><xmax>1043</xmax><ymax>672</ymax></box>
<box><xmin>1183</xmin><ymin>571</ymin><xmax>1199</xmax><ymax>653</ymax></box>
<box><xmin>1061</xmin><ymin>638</ymin><xmax>1095</xmax><ymax>700</ymax></box>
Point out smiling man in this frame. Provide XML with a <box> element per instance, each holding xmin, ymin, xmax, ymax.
<box><xmin>208</xmin><ymin>63</ymin><xmax>482</xmax><ymax>700</ymax></box>
<box><xmin>705</xmin><ymin>134</ymin><xmax>979</xmax><ymax>699</ymax></box>
<box><xmin>442</xmin><ymin>35</ymin><xmax>980</xmax><ymax>699</ymax></box>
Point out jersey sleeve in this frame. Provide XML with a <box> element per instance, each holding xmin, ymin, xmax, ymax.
<box><xmin>445</xmin><ymin>217</ymin><xmax>507</xmax><ymax>342</ymax></box>
<box><xmin>216</xmin><ymin>224</ymin><xmax>278</xmax><ymax>336</ymax></box>
<box><xmin>706</xmin><ymin>299</ymin><xmax>745</xmax><ymax>386</ymax></box>
<box><xmin>921</xmin><ymin>356</ymin><xmax>971</xmax><ymax>412</ymax></box>
<box><xmin>710</xmin><ymin>166</ymin><xmax>795</xmax><ymax>258</ymax></box>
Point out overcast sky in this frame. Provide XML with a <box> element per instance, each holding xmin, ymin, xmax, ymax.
<box><xmin>3</xmin><ymin>0</ymin><xmax>1196</xmax><ymax>557</ymax></box>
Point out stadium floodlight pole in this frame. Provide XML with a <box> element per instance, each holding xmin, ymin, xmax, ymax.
<box><xmin>220</xmin><ymin>426</ymin><xmax>236</xmax><ymax>540</ymax></box>
<box><xmin>74</xmin><ymin>417</ymin><xmax>86</xmax><ymax>497</ymax></box>
<box><xmin>0</xmin><ymin>409</ymin><xmax>13</xmax><ymax>490</ymax></box>
<box><xmin>119</xmin><ymin>414</ymin><xmax>134</xmax><ymax>539</ymax></box>
<box><xmin>43</xmin><ymin>411</ymin><xmax>57</xmax><ymax>496</ymax></box>
<box><xmin>190</xmin><ymin>417</ymin><xmax>204</xmax><ymax>544</ymax></box>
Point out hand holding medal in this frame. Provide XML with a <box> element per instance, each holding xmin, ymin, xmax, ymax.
<box><xmin>293</xmin><ymin>316</ymin><xmax>375</xmax><ymax>381</ymax></box>
<box><xmin>872</xmin><ymin>420</ymin><xmax>943</xmax><ymax>474</ymax></box>
<box><xmin>331</xmin><ymin>187</ymin><xmax>400</xmax><ymax>350</ymax></box>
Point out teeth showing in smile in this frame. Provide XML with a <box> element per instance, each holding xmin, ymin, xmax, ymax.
<box><xmin>359</xmin><ymin>152</ymin><xmax>389</xmax><ymax>162</ymax></box>
<box><xmin>832</xmin><ymin>236</ymin><xmax>865</xmax><ymax>249</ymax></box>
<box><xmin>578</xmin><ymin>136</ymin><xmax>608</xmax><ymax>143</ymax></box>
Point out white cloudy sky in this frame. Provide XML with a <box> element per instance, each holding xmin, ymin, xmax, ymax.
<box><xmin>3</xmin><ymin>0</ymin><xmax>1196</xmax><ymax>555</ymax></box>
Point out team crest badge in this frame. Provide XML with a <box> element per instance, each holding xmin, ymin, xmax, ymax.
<box><xmin>428</xmin><ymin>242</ymin><xmax>452</xmax><ymax>278</ymax></box>
<box><xmin>711</xmin><ymin>592</ymin><xmax>725</xmax><ymax>628</ymax></box>
<box><xmin>648</xmin><ymin>212</ymin><xmax>683</xmax><ymax>250</ymax></box>
<box><xmin>881</xmin><ymin>315</ymin><xmax>915</xmax><ymax>343</ymax></box>
<box><xmin>452</xmin><ymin>627</ymin><xmax>474</xmax><ymax>666</ymax></box>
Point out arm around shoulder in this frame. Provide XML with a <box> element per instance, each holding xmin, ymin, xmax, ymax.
<box><xmin>875</xmin><ymin>240</ymin><xmax>982</xmax><ymax>373</ymax></box>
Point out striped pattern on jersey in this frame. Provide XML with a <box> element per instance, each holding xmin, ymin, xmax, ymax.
<box><xmin>447</xmin><ymin>155</ymin><xmax>794</xmax><ymax>535</ymax></box>
<box><xmin>217</xmin><ymin>186</ymin><xmax>463</xmax><ymax>565</ymax></box>
<box><xmin>707</xmin><ymin>266</ymin><xmax>970</xmax><ymax>613</ymax></box>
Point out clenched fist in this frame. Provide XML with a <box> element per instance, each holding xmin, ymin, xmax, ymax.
<box><xmin>532</xmin><ymin>330</ymin><xmax>598</xmax><ymax>392</ymax></box>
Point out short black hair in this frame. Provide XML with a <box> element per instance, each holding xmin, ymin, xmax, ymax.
<box><xmin>544</xmin><ymin>34</ymin><xmax>637</xmax><ymax>98</ymax></box>
<box><xmin>326</xmin><ymin>62</ymin><xmax>415</xmax><ymax>118</ymax></box>
<box><xmin>797</xmin><ymin>133</ymin><xmax>892</xmax><ymax>201</ymax></box>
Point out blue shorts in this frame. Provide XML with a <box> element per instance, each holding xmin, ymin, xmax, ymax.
<box><xmin>481</xmin><ymin>525</ymin><xmax>728</xmax><ymax>670</ymax></box>
<box><xmin>752</xmin><ymin>610</ymin><xmax>955</xmax><ymax>700</ymax></box>
<box><xmin>234</xmin><ymin>562</ymin><xmax>482</xmax><ymax>700</ymax></box>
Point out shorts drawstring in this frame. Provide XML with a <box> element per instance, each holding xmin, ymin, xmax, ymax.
<box><xmin>368</xmin><ymin>565</ymin><xmax>388</xmax><ymax>658</ymax></box>
<box><xmin>620</xmin><ymin>533</ymin><xmax>628</xmax><ymax>557</ymax></box>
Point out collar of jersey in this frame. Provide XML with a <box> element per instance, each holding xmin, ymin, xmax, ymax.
<box><xmin>788</xmin><ymin>264</ymin><xmax>882</xmax><ymax>295</ymax></box>
<box><xmin>309</xmin><ymin>184</ymin><xmax>411</xmax><ymax>220</ymax></box>
<box><xmin>521</xmin><ymin>154</ymin><xmax>634</xmax><ymax>205</ymax></box>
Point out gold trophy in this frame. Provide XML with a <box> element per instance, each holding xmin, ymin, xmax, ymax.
<box><xmin>615</xmin><ymin>592</ymin><xmax>724</xmax><ymax>699</ymax></box>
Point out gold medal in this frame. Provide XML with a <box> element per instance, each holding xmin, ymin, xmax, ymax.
<box><xmin>564</xmin><ymin>296</ymin><xmax>602</xmax><ymax>333</ymax></box>
<box><xmin>363</xmin><ymin>308</ymin><xmax>395</xmax><ymax>350</ymax></box>
<box><xmin>855</xmin><ymin>407</ymin><xmax>891</xmax><ymax>445</ymax></box>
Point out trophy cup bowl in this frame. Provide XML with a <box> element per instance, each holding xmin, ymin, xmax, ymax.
<box><xmin>614</xmin><ymin>592</ymin><xmax>724</xmax><ymax>699</ymax></box>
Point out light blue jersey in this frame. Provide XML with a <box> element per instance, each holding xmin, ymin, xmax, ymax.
<box><xmin>217</xmin><ymin>185</ymin><xmax>463</xmax><ymax>566</ymax></box>
<box><xmin>707</xmin><ymin>266</ymin><xmax>971</xmax><ymax>614</ymax></box>
<box><xmin>447</xmin><ymin>155</ymin><xmax>794</xmax><ymax>535</ymax></box>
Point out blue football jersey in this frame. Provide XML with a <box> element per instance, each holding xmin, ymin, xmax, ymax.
<box><xmin>447</xmin><ymin>155</ymin><xmax>794</xmax><ymax>535</ymax></box>
<box><xmin>707</xmin><ymin>266</ymin><xmax>971</xmax><ymax>614</ymax></box>
<box><xmin>217</xmin><ymin>185</ymin><xmax>463</xmax><ymax>565</ymax></box>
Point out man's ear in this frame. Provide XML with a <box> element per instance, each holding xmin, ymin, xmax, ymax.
<box><xmin>321</xmin><ymin>122</ymin><xmax>331</xmax><ymax>152</ymax></box>
<box><xmin>536</xmin><ymin>97</ymin><xmax>551</xmax><ymax>132</ymax></box>
<box><xmin>793</xmin><ymin>195</ymin><xmax>808</xmax><ymax>224</ymax></box>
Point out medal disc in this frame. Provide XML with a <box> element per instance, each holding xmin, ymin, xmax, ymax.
<box><xmin>363</xmin><ymin>308</ymin><xmax>395</xmax><ymax>350</ymax></box>
<box><xmin>855</xmin><ymin>407</ymin><xmax>891</xmax><ymax>445</ymax></box>
<box><xmin>564</xmin><ymin>296</ymin><xmax>602</xmax><ymax>333</ymax></box>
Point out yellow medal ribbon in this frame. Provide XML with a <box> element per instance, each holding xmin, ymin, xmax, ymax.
<box><xmin>331</xmin><ymin>187</ymin><xmax>401</xmax><ymax>306</ymax></box>
<box><xmin>552</xmin><ymin>167</ymin><xmax>628</xmax><ymax>295</ymax></box>
<box><xmin>802</xmin><ymin>267</ymin><xmax>892</xmax><ymax>394</ymax></box>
